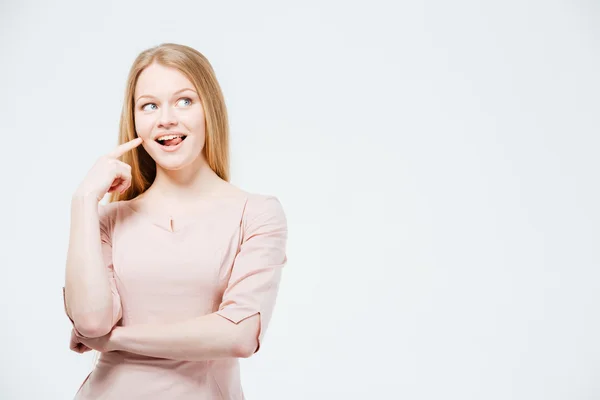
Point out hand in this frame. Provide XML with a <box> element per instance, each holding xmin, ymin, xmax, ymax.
<box><xmin>74</xmin><ymin>137</ymin><xmax>143</xmax><ymax>201</ymax></box>
<box><xmin>69</xmin><ymin>329</ymin><xmax>92</xmax><ymax>354</ymax></box>
<box><xmin>70</xmin><ymin>328</ymin><xmax>118</xmax><ymax>353</ymax></box>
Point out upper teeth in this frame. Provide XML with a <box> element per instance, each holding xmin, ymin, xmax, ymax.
<box><xmin>157</xmin><ymin>134</ymin><xmax>184</xmax><ymax>141</ymax></box>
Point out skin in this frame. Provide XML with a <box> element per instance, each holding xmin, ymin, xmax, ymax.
<box><xmin>130</xmin><ymin>62</ymin><xmax>242</xmax><ymax>215</ymax></box>
<box><xmin>67</xmin><ymin>62</ymin><xmax>260</xmax><ymax>360</ymax></box>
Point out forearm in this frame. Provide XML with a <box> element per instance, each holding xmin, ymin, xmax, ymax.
<box><xmin>64</xmin><ymin>194</ymin><xmax>114</xmax><ymax>337</ymax></box>
<box><xmin>111</xmin><ymin>313</ymin><xmax>260</xmax><ymax>361</ymax></box>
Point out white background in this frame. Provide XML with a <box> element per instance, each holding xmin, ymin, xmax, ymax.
<box><xmin>0</xmin><ymin>1</ymin><xmax>598</xmax><ymax>399</ymax></box>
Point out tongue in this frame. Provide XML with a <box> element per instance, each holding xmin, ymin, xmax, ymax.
<box><xmin>163</xmin><ymin>137</ymin><xmax>183</xmax><ymax>146</ymax></box>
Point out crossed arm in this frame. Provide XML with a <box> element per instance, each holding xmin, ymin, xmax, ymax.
<box><xmin>66</xmin><ymin>195</ymin><xmax>287</xmax><ymax>362</ymax></box>
<box><xmin>71</xmin><ymin>312</ymin><xmax>261</xmax><ymax>361</ymax></box>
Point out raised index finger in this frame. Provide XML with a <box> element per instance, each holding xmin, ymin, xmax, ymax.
<box><xmin>107</xmin><ymin>137</ymin><xmax>143</xmax><ymax>158</ymax></box>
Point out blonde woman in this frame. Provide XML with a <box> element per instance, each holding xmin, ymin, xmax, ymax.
<box><xmin>63</xmin><ymin>43</ymin><xmax>288</xmax><ymax>399</ymax></box>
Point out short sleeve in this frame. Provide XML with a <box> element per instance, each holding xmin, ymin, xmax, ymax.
<box><xmin>215</xmin><ymin>195</ymin><xmax>288</xmax><ymax>353</ymax></box>
<box><xmin>63</xmin><ymin>202</ymin><xmax>123</xmax><ymax>338</ymax></box>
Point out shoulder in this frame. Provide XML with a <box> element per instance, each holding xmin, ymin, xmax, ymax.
<box><xmin>244</xmin><ymin>192</ymin><xmax>285</xmax><ymax>214</ymax></box>
<box><xmin>217</xmin><ymin>182</ymin><xmax>287</xmax><ymax>224</ymax></box>
<box><xmin>242</xmin><ymin>192</ymin><xmax>287</xmax><ymax>232</ymax></box>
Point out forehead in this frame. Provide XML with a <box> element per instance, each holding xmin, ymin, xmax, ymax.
<box><xmin>135</xmin><ymin>63</ymin><xmax>194</xmax><ymax>96</ymax></box>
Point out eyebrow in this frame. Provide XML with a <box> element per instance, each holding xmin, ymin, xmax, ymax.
<box><xmin>135</xmin><ymin>88</ymin><xmax>197</xmax><ymax>103</ymax></box>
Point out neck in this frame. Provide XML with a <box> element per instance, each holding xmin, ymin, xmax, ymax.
<box><xmin>144</xmin><ymin>154</ymin><xmax>224</xmax><ymax>204</ymax></box>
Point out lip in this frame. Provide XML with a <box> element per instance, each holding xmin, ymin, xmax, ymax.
<box><xmin>154</xmin><ymin>139</ymin><xmax>185</xmax><ymax>153</ymax></box>
<box><xmin>151</xmin><ymin>132</ymin><xmax>188</xmax><ymax>153</ymax></box>
<box><xmin>152</xmin><ymin>132</ymin><xmax>187</xmax><ymax>141</ymax></box>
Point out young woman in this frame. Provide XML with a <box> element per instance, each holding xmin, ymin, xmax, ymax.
<box><xmin>63</xmin><ymin>43</ymin><xmax>288</xmax><ymax>399</ymax></box>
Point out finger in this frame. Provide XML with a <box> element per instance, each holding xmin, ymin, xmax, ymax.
<box><xmin>114</xmin><ymin>160</ymin><xmax>132</xmax><ymax>172</ymax></box>
<box><xmin>70</xmin><ymin>330</ymin><xmax>81</xmax><ymax>348</ymax></box>
<box><xmin>108</xmin><ymin>178</ymin><xmax>130</xmax><ymax>195</ymax></box>
<box><xmin>73</xmin><ymin>345</ymin><xmax>88</xmax><ymax>354</ymax></box>
<box><xmin>109</xmin><ymin>162</ymin><xmax>132</xmax><ymax>192</ymax></box>
<box><xmin>107</xmin><ymin>137</ymin><xmax>143</xmax><ymax>159</ymax></box>
<box><xmin>71</xmin><ymin>343</ymin><xmax>82</xmax><ymax>353</ymax></box>
<box><xmin>115</xmin><ymin>181</ymin><xmax>130</xmax><ymax>194</ymax></box>
<box><xmin>109</xmin><ymin>175</ymin><xmax>126</xmax><ymax>189</ymax></box>
<box><xmin>71</xmin><ymin>338</ymin><xmax>88</xmax><ymax>353</ymax></box>
<box><xmin>78</xmin><ymin>344</ymin><xmax>92</xmax><ymax>353</ymax></box>
<box><xmin>108</xmin><ymin>178</ymin><xmax>124</xmax><ymax>192</ymax></box>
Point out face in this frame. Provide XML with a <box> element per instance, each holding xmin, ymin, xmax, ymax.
<box><xmin>133</xmin><ymin>62</ymin><xmax>206</xmax><ymax>171</ymax></box>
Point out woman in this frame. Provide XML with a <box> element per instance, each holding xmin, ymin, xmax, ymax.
<box><xmin>63</xmin><ymin>43</ymin><xmax>288</xmax><ymax>399</ymax></box>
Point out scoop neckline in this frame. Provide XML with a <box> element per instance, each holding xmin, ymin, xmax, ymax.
<box><xmin>119</xmin><ymin>192</ymin><xmax>251</xmax><ymax>233</ymax></box>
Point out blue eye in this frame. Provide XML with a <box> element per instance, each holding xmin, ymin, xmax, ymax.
<box><xmin>177</xmin><ymin>98</ymin><xmax>192</xmax><ymax>107</ymax></box>
<box><xmin>142</xmin><ymin>103</ymin><xmax>157</xmax><ymax>111</ymax></box>
<box><xmin>140</xmin><ymin>97</ymin><xmax>191</xmax><ymax>111</ymax></box>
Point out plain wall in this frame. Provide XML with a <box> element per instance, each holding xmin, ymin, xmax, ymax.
<box><xmin>0</xmin><ymin>0</ymin><xmax>598</xmax><ymax>399</ymax></box>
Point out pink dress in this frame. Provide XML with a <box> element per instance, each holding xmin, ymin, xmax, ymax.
<box><xmin>63</xmin><ymin>192</ymin><xmax>288</xmax><ymax>399</ymax></box>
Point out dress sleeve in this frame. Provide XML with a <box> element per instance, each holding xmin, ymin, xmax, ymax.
<box><xmin>215</xmin><ymin>195</ymin><xmax>288</xmax><ymax>353</ymax></box>
<box><xmin>63</xmin><ymin>202</ymin><xmax>123</xmax><ymax>338</ymax></box>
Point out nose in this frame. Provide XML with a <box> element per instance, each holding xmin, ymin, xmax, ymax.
<box><xmin>157</xmin><ymin>106</ymin><xmax>178</xmax><ymax>128</ymax></box>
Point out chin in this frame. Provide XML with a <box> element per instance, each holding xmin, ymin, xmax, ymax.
<box><xmin>154</xmin><ymin>156</ymin><xmax>198</xmax><ymax>171</ymax></box>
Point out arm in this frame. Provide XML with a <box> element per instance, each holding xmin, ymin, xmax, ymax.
<box><xmin>64</xmin><ymin>195</ymin><xmax>121</xmax><ymax>338</ymax></box>
<box><xmin>90</xmin><ymin>195</ymin><xmax>288</xmax><ymax>360</ymax></box>
<box><xmin>110</xmin><ymin>313</ymin><xmax>260</xmax><ymax>360</ymax></box>
<box><xmin>63</xmin><ymin>138</ymin><xmax>140</xmax><ymax>338</ymax></box>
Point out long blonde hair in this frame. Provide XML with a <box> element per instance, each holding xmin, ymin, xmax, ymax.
<box><xmin>109</xmin><ymin>42</ymin><xmax>230</xmax><ymax>203</ymax></box>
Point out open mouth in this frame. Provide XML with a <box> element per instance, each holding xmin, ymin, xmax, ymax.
<box><xmin>155</xmin><ymin>134</ymin><xmax>187</xmax><ymax>147</ymax></box>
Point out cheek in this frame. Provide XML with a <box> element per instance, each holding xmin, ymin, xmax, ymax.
<box><xmin>182</xmin><ymin>107</ymin><xmax>205</xmax><ymax>132</ymax></box>
<box><xmin>134</xmin><ymin>113</ymin><xmax>155</xmax><ymax>139</ymax></box>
